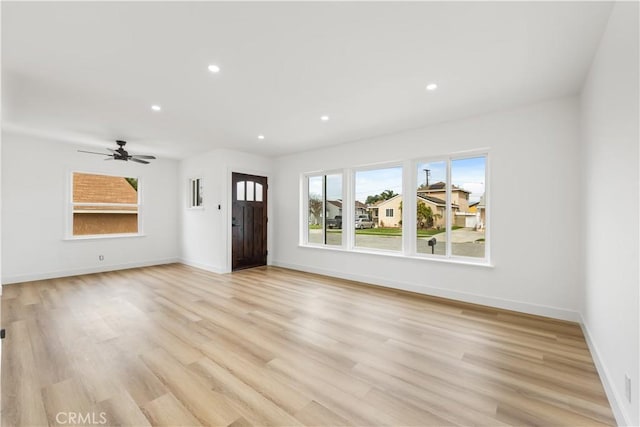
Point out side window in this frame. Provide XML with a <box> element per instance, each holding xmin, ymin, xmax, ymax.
<box><xmin>189</xmin><ymin>178</ymin><xmax>203</xmax><ymax>208</ymax></box>
<box><xmin>307</xmin><ymin>173</ymin><xmax>343</xmax><ymax>246</ymax></box>
<box><xmin>451</xmin><ymin>156</ymin><xmax>486</xmax><ymax>258</ymax></box>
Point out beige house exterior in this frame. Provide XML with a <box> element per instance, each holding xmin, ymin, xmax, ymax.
<box><xmin>372</xmin><ymin>195</ymin><xmax>402</xmax><ymax>227</ymax></box>
<box><xmin>417</xmin><ymin>182</ymin><xmax>470</xmax><ymax>212</ymax></box>
<box><xmin>416</xmin><ymin>194</ymin><xmax>455</xmax><ymax>229</ymax></box>
<box><xmin>369</xmin><ymin>193</ymin><xmax>466</xmax><ymax>229</ymax></box>
<box><xmin>365</xmin><ymin>182</ymin><xmax>483</xmax><ymax>230</ymax></box>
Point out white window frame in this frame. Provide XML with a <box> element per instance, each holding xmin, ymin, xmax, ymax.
<box><xmin>299</xmin><ymin>150</ymin><xmax>490</xmax><ymax>267</ymax></box>
<box><xmin>188</xmin><ymin>177</ymin><xmax>204</xmax><ymax>209</ymax></box>
<box><xmin>351</xmin><ymin>161</ymin><xmax>404</xmax><ymax>254</ymax></box>
<box><xmin>302</xmin><ymin>170</ymin><xmax>345</xmax><ymax>247</ymax></box>
<box><xmin>411</xmin><ymin>150</ymin><xmax>489</xmax><ymax>264</ymax></box>
<box><xmin>66</xmin><ymin>170</ymin><xmax>143</xmax><ymax>240</ymax></box>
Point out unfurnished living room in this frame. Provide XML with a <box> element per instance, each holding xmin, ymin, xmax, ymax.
<box><xmin>1</xmin><ymin>1</ymin><xmax>638</xmax><ymax>426</ymax></box>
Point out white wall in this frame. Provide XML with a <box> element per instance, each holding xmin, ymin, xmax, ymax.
<box><xmin>580</xmin><ymin>2</ymin><xmax>639</xmax><ymax>425</ymax></box>
<box><xmin>1</xmin><ymin>132</ymin><xmax>180</xmax><ymax>283</ymax></box>
<box><xmin>273</xmin><ymin>97</ymin><xmax>583</xmax><ymax>320</ymax></box>
<box><xmin>179</xmin><ymin>148</ymin><xmax>272</xmax><ymax>273</ymax></box>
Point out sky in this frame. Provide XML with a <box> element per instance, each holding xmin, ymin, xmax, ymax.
<box><xmin>310</xmin><ymin>156</ymin><xmax>486</xmax><ymax>204</ymax></box>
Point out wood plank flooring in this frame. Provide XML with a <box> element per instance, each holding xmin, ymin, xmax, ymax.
<box><xmin>2</xmin><ymin>264</ymin><xmax>615</xmax><ymax>426</ymax></box>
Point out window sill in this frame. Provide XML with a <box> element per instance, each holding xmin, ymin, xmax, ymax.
<box><xmin>298</xmin><ymin>243</ymin><xmax>493</xmax><ymax>268</ymax></box>
<box><xmin>64</xmin><ymin>233</ymin><xmax>146</xmax><ymax>241</ymax></box>
<box><xmin>186</xmin><ymin>206</ymin><xmax>205</xmax><ymax>211</ymax></box>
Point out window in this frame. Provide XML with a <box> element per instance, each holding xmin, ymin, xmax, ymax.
<box><xmin>189</xmin><ymin>178</ymin><xmax>203</xmax><ymax>208</ymax></box>
<box><xmin>354</xmin><ymin>166</ymin><xmax>402</xmax><ymax>251</ymax></box>
<box><xmin>451</xmin><ymin>156</ymin><xmax>486</xmax><ymax>258</ymax></box>
<box><xmin>236</xmin><ymin>180</ymin><xmax>264</xmax><ymax>202</ymax></box>
<box><xmin>307</xmin><ymin>173</ymin><xmax>342</xmax><ymax>246</ymax></box>
<box><xmin>416</xmin><ymin>155</ymin><xmax>487</xmax><ymax>259</ymax></box>
<box><xmin>416</xmin><ymin>160</ymin><xmax>447</xmax><ymax>255</ymax></box>
<box><xmin>71</xmin><ymin>172</ymin><xmax>140</xmax><ymax>236</ymax></box>
<box><xmin>301</xmin><ymin>151</ymin><xmax>489</xmax><ymax>264</ymax></box>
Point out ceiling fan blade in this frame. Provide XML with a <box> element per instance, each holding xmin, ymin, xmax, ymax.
<box><xmin>104</xmin><ymin>157</ymin><xmax>114</xmax><ymax>161</ymax></box>
<box><xmin>130</xmin><ymin>158</ymin><xmax>150</xmax><ymax>164</ymax></box>
<box><xmin>131</xmin><ymin>155</ymin><xmax>156</xmax><ymax>159</ymax></box>
<box><xmin>78</xmin><ymin>150</ymin><xmax>111</xmax><ymax>156</ymax></box>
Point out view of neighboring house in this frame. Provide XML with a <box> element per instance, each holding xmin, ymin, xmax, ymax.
<box><xmin>326</xmin><ymin>200</ymin><xmax>342</xmax><ymax>220</ymax></box>
<box><xmin>418</xmin><ymin>182</ymin><xmax>470</xmax><ymax>211</ymax></box>
<box><xmin>371</xmin><ymin>195</ymin><xmax>402</xmax><ymax>227</ymax></box>
<box><xmin>323</xmin><ymin>199</ymin><xmax>367</xmax><ymax>221</ymax></box>
<box><xmin>416</xmin><ymin>194</ymin><xmax>457</xmax><ymax>229</ymax></box>
<box><xmin>73</xmin><ymin>173</ymin><xmax>139</xmax><ymax>235</ymax></box>
<box><xmin>355</xmin><ymin>201</ymin><xmax>367</xmax><ymax>217</ymax></box>
<box><xmin>365</xmin><ymin>182</ymin><xmax>484</xmax><ymax>229</ymax></box>
<box><xmin>476</xmin><ymin>195</ymin><xmax>486</xmax><ymax>230</ymax></box>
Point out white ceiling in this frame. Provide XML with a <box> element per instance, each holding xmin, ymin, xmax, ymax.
<box><xmin>2</xmin><ymin>2</ymin><xmax>613</xmax><ymax>159</ymax></box>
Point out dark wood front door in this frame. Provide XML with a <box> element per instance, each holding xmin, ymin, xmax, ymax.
<box><xmin>232</xmin><ymin>173</ymin><xmax>268</xmax><ymax>271</ymax></box>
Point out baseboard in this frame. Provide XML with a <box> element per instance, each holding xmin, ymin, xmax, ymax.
<box><xmin>178</xmin><ymin>258</ymin><xmax>227</xmax><ymax>274</ymax></box>
<box><xmin>1</xmin><ymin>258</ymin><xmax>180</xmax><ymax>285</ymax></box>
<box><xmin>580</xmin><ymin>315</ymin><xmax>631</xmax><ymax>427</ymax></box>
<box><xmin>271</xmin><ymin>260</ymin><xmax>581</xmax><ymax>322</ymax></box>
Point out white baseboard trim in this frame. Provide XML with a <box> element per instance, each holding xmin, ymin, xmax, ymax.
<box><xmin>178</xmin><ymin>258</ymin><xmax>227</xmax><ymax>274</ymax></box>
<box><xmin>580</xmin><ymin>315</ymin><xmax>631</xmax><ymax>427</ymax></box>
<box><xmin>1</xmin><ymin>258</ymin><xmax>180</xmax><ymax>285</ymax></box>
<box><xmin>271</xmin><ymin>260</ymin><xmax>581</xmax><ymax>322</ymax></box>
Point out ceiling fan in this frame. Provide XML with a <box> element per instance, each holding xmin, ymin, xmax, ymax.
<box><xmin>78</xmin><ymin>140</ymin><xmax>156</xmax><ymax>164</ymax></box>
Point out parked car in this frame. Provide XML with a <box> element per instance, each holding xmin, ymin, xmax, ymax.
<box><xmin>355</xmin><ymin>215</ymin><xmax>375</xmax><ymax>229</ymax></box>
<box><xmin>327</xmin><ymin>215</ymin><xmax>342</xmax><ymax>229</ymax></box>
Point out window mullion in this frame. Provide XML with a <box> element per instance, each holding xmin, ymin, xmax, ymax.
<box><xmin>322</xmin><ymin>175</ymin><xmax>327</xmax><ymax>245</ymax></box>
<box><xmin>446</xmin><ymin>159</ymin><xmax>452</xmax><ymax>257</ymax></box>
<box><xmin>403</xmin><ymin>159</ymin><xmax>416</xmax><ymax>256</ymax></box>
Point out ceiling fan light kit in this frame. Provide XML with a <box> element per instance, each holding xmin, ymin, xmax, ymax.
<box><xmin>78</xmin><ymin>140</ymin><xmax>157</xmax><ymax>164</ymax></box>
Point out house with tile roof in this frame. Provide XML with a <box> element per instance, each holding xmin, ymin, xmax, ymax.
<box><xmin>72</xmin><ymin>173</ymin><xmax>139</xmax><ymax>235</ymax></box>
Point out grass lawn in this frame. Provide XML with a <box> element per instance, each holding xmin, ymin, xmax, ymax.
<box><xmin>353</xmin><ymin>226</ymin><xmax>461</xmax><ymax>236</ymax></box>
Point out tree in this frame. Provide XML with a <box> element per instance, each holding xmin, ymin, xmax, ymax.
<box><xmin>308</xmin><ymin>194</ymin><xmax>323</xmax><ymax>225</ymax></box>
<box><xmin>365</xmin><ymin>194</ymin><xmax>382</xmax><ymax>205</ymax></box>
<box><xmin>381</xmin><ymin>189</ymin><xmax>397</xmax><ymax>200</ymax></box>
<box><xmin>417</xmin><ymin>201</ymin><xmax>441</xmax><ymax>229</ymax></box>
<box><xmin>365</xmin><ymin>189</ymin><xmax>397</xmax><ymax>205</ymax></box>
<box><xmin>125</xmin><ymin>177</ymin><xmax>138</xmax><ymax>191</ymax></box>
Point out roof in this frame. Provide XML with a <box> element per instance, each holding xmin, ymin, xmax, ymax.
<box><xmin>418</xmin><ymin>181</ymin><xmax>471</xmax><ymax>194</ymax></box>
<box><xmin>417</xmin><ymin>194</ymin><xmax>459</xmax><ymax>208</ymax></box>
<box><xmin>372</xmin><ymin>194</ymin><xmax>402</xmax><ymax>207</ymax></box>
<box><xmin>355</xmin><ymin>201</ymin><xmax>367</xmax><ymax>209</ymax></box>
<box><xmin>73</xmin><ymin>173</ymin><xmax>138</xmax><ymax>205</ymax></box>
<box><xmin>327</xmin><ymin>200</ymin><xmax>342</xmax><ymax>208</ymax></box>
<box><xmin>417</xmin><ymin>194</ymin><xmax>446</xmax><ymax>206</ymax></box>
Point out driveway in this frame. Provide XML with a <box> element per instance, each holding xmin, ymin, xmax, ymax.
<box><xmin>310</xmin><ymin>228</ymin><xmax>485</xmax><ymax>258</ymax></box>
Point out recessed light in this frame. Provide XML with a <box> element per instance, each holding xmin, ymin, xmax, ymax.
<box><xmin>257</xmin><ymin>135</ymin><xmax>265</xmax><ymax>140</ymax></box>
<box><xmin>426</xmin><ymin>83</ymin><xmax>438</xmax><ymax>91</ymax></box>
<box><xmin>320</xmin><ymin>115</ymin><xmax>330</xmax><ymax>121</ymax></box>
<box><xmin>151</xmin><ymin>105</ymin><xmax>161</xmax><ymax>111</ymax></box>
<box><xmin>208</xmin><ymin>64</ymin><xmax>221</xmax><ymax>73</ymax></box>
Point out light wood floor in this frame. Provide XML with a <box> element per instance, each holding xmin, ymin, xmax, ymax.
<box><xmin>2</xmin><ymin>264</ymin><xmax>614</xmax><ymax>426</ymax></box>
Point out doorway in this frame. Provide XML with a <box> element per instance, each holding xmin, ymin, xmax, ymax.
<box><xmin>231</xmin><ymin>173</ymin><xmax>268</xmax><ymax>271</ymax></box>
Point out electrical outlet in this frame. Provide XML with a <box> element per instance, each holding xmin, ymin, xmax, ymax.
<box><xmin>98</xmin><ymin>255</ymin><xmax>104</xmax><ymax>261</ymax></box>
<box><xmin>625</xmin><ymin>374</ymin><xmax>631</xmax><ymax>403</ymax></box>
